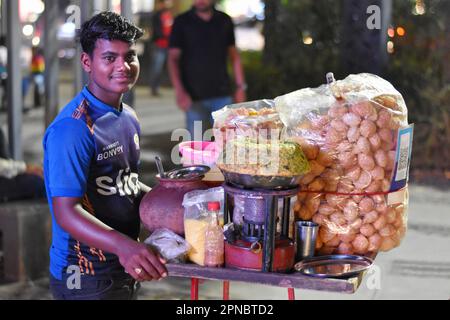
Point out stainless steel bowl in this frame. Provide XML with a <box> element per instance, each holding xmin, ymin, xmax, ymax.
<box><xmin>221</xmin><ymin>170</ymin><xmax>302</xmax><ymax>190</ymax></box>
<box><xmin>294</xmin><ymin>255</ymin><xmax>374</xmax><ymax>279</ymax></box>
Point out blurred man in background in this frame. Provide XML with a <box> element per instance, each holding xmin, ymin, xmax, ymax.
<box><xmin>149</xmin><ymin>0</ymin><xmax>173</xmax><ymax>97</ymax></box>
<box><xmin>168</xmin><ymin>0</ymin><xmax>246</xmax><ymax>137</ymax></box>
<box><xmin>29</xmin><ymin>46</ymin><xmax>45</xmax><ymax>108</ymax></box>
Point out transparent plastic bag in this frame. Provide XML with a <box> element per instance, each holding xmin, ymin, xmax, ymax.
<box><xmin>144</xmin><ymin>228</ymin><xmax>191</xmax><ymax>263</ymax></box>
<box><xmin>182</xmin><ymin>187</ymin><xmax>224</xmax><ymax>266</ymax></box>
<box><xmin>182</xmin><ymin>187</ymin><xmax>224</xmax><ymax>222</ymax></box>
<box><xmin>212</xmin><ymin>100</ymin><xmax>311</xmax><ymax>177</ymax></box>
<box><xmin>275</xmin><ymin>73</ymin><xmax>411</xmax><ymax>194</ymax></box>
<box><xmin>275</xmin><ymin>73</ymin><xmax>412</xmax><ymax>254</ymax></box>
<box><xmin>294</xmin><ymin>187</ymin><xmax>408</xmax><ymax>255</ymax></box>
<box><xmin>212</xmin><ymin>99</ymin><xmax>283</xmax><ymax>152</ymax></box>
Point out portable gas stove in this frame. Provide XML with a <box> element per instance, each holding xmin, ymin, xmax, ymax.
<box><xmin>223</xmin><ymin>183</ymin><xmax>299</xmax><ymax>273</ymax></box>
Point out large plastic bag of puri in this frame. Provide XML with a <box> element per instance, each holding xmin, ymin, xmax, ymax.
<box><xmin>275</xmin><ymin>73</ymin><xmax>414</xmax><ymax>255</ymax></box>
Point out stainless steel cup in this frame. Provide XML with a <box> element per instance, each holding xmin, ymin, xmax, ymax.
<box><xmin>295</xmin><ymin>221</ymin><xmax>319</xmax><ymax>261</ymax></box>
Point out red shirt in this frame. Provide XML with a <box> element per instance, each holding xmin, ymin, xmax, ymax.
<box><xmin>155</xmin><ymin>10</ymin><xmax>173</xmax><ymax>49</ymax></box>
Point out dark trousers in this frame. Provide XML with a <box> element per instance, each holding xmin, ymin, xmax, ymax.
<box><xmin>0</xmin><ymin>174</ymin><xmax>46</xmax><ymax>203</ymax></box>
<box><xmin>49</xmin><ymin>273</ymin><xmax>140</xmax><ymax>300</ymax></box>
<box><xmin>149</xmin><ymin>46</ymin><xmax>168</xmax><ymax>93</ymax></box>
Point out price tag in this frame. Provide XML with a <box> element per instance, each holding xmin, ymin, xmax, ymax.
<box><xmin>390</xmin><ymin>124</ymin><xmax>414</xmax><ymax>191</ymax></box>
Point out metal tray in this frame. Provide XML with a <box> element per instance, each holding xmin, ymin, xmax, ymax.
<box><xmin>294</xmin><ymin>255</ymin><xmax>374</xmax><ymax>279</ymax></box>
<box><xmin>221</xmin><ymin>170</ymin><xmax>302</xmax><ymax>190</ymax></box>
<box><xmin>164</xmin><ymin>165</ymin><xmax>210</xmax><ymax>180</ymax></box>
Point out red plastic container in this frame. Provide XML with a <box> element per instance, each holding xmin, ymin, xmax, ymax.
<box><xmin>224</xmin><ymin>238</ymin><xmax>295</xmax><ymax>273</ymax></box>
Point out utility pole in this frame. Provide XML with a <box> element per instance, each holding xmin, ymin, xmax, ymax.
<box><xmin>121</xmin><ymin>0</ymin><xmax>135</xmax><ymax>107</ymax></box>
<box><xmin>6</xmin><ymin>0</ymin><xmax>22</xmax><ymax>159</ymax></box>
<box><xmin>44</xmin><ymin>0</ymin><xmax>61</xmax><ymax>128</ymax></box>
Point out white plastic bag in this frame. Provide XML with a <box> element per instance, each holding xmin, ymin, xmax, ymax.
<box><xmin>144</xmin><ymin>228</ymin><xmax>191</xmax><ymax>263</ymax></box>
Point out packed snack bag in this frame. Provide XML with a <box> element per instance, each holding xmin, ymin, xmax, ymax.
<box><xmin>275</xmin><ymin>73</ymin><xmax>413</xmax><ymax>255</ymax></box>
<box><xmin>212</xmin><ymin>99</ymin><xmax>283</xmax><ymax>152</ymax></box>
<box><xmin>212</xmin><ymin>100</ymin><xmax>310</xmax><ymax>177</ymax></box>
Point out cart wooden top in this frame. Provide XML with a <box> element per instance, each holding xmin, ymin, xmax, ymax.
<box><xmin>166</xmin><ymin>263</ymin><xmax>366</xmax><ymax>294</ymax></box>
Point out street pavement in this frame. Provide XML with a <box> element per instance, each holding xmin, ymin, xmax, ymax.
<box><xmin>0</xmin><ymin>83</ymin><xmax>449</xmax><ymax>300</ymax></box>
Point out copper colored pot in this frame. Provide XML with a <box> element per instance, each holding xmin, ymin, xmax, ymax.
<box><xmin>140</xmin><ymin>175</ymin><xmax>209</xmax><ymax>236</ymax></box>
<box><xmin>225</xmin><ymin>238</ymin><xmax>295</xmax><ymax>273</ymax></box>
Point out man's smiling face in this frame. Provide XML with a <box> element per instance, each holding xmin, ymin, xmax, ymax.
<box><xmin>82</xmin><ymin>39</ymin><xmax>140</xmax><ymax>95</ymax></box>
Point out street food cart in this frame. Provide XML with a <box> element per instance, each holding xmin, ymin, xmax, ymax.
<box><xmin>140</xmin><ymin>73</ymin><xmax>413</xmax><ymax>300</ymax></box>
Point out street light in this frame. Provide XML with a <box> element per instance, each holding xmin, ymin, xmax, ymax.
<box><xmin>396</xmin><ymin>27</ymin><xmax>406</xmax><ymax>37</ymax></box>
<box><xmin>22</xmin><ymin>24</ymin><xmax>34</xmax><ymax>37</ymax></box>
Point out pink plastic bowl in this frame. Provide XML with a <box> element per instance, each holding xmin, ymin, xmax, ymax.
<box><xmin>179</xmin><ymin>141</ymin><xmax>220</xmax><ymax>166</ymax></box>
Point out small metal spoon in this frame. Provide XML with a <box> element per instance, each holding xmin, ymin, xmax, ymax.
<box><xmin>155</xmin><ymin>156</ymin><xmax>166</xmax><ymax>178</ymax></box>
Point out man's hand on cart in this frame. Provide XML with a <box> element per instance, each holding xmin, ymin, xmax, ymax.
<box><xmin>117</xmin><ymin>238</ymin><xmax>168</xmax><ymax>282</ymax></box>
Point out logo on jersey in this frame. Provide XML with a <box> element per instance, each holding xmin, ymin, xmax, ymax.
<box><xmin>134</xmin><ymin>134</ymin><xmax>140</xmax><ymax>151</ymax></box>
<box><xmin>97</xmin><ymin>141</ymin><xmax>124</xmax><ymax>161</ymax></box>
<box><xmin>96</xmin><ymin>168</ymin><xmax>140</xmax><ymax>196</ymax></box>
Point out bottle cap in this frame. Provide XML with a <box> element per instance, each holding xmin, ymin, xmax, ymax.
<box><xmin>207</xmin><ymin>201</ymin><xmax>220</xmax><ymax>211</ymax></box>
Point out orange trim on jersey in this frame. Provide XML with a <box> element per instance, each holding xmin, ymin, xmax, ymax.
<box><xmin>82</xmin><ymin>195</ymin><xmax>95</xmax><ymax>216</ymax></box>
<box><xmin>74</xmin><ymin>241</ymin><xmax>94</xmax><ymax>275</ymax></box>
<box><xmin>72</xmin><ymin>99</ymin><xmax>88</xmax><ymax>120</ymax></box>
<box><xmin>72</xmin><ymin>99</ymin><xmax>95</xmax><ymax>135</ymax></box>
<box><xmin>90</xmin><ymin>247</ymin><xmax>107</xmax><ymax>262</ymax></box>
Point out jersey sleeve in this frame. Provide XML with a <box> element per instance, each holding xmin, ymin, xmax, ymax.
<box><xmin>44</xmin><ymin>118</ymin><xmax>95</xmax><ymax>198</ymax></box>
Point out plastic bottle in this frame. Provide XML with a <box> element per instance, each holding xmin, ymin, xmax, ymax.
<box><xmin>204</xmin><ymin>201</ymin><xmax>224</xmax><ymax>267</ymax></box>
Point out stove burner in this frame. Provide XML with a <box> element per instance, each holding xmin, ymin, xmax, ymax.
<box><xmin>223</xmin><ymin>183</ymin><xmax>300</xmax><ymax>272</ymax></box>
<box><xmin>242</xmin><ymin>218</ymin><xmax>265</xmax><ymax>242</ymax></box>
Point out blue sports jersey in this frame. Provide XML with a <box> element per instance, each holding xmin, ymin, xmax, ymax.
<box><xmin>43</xmin><ymin>87</ymin><xmax>142</xmax><ymax>280</ymax></box>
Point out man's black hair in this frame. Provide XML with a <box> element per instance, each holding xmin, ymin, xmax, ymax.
<box><xmin>79</xmin><ymin>11</ymin><xmax>144</xmax><ymax>56</ymax></box>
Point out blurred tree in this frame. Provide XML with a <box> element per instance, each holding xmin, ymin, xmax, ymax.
<box><xmin>385</xmin><ymin>0</ymin><xmax>450</xmax><ymax>171</ymax></box>
<box><xmin>262</xmin><ymin>0</ymin><xmax>342</xmax><ymax>96</ymax></box>
<box><xmin>243</xmin><ymin>0</ymin><xmax>449</xmax><ymax>172</ymax></box>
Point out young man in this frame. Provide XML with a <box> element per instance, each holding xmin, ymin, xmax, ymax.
<box><xmin>168</xmin><ymin>0</ymin><xmax>247</xmax><ymax>137</ymax></box>
<box><xmin>43</xmin><ymin>12</ymin><xmax>167</xmax><ymax>300</ymax></box>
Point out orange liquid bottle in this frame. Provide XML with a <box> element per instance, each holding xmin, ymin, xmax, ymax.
<box><xmin>204</xmin><ymin>201</ymin><xmax>224</xmax><ymax>268</ymax></box>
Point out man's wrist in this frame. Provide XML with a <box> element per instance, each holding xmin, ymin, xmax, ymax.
<box><xmin>110</xmin><ymin>231</ymin><xmax>131</xmax><ymax>256</ymax></box>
